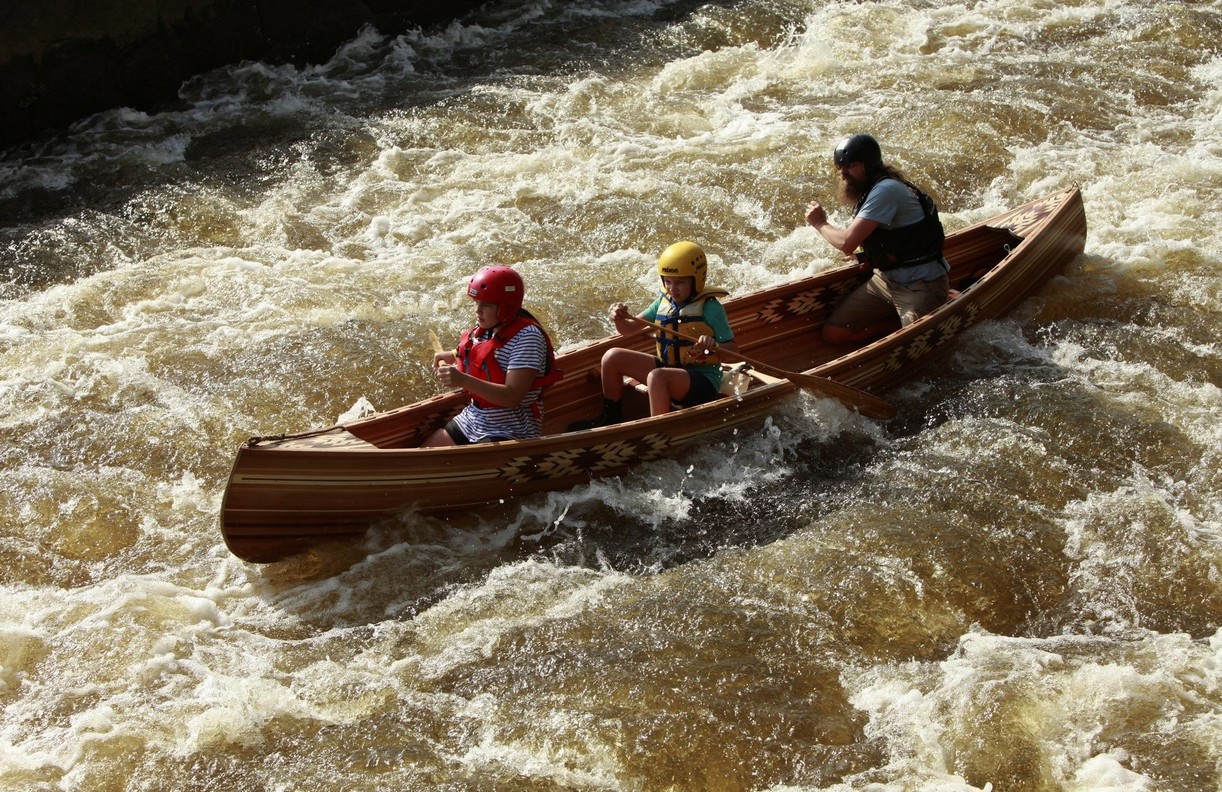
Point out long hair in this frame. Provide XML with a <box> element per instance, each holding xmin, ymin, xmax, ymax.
<box><xmin>840</xmin><ymin>162</ymin><xmax>908</xmax><ymax>206</ymax></box>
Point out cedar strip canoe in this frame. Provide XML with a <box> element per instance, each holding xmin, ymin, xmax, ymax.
<box><xmin>221</xmin><ymin>187</ymin><xmax>1086</xmax><ymax>562</ymax></box>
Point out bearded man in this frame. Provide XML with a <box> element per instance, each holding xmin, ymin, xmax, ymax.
<box><xmin>805</xmin><ymin>134</ymin><xmax>949</xmax><ymax>344</ymax></box>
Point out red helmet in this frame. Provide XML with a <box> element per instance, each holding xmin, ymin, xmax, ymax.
<box><xmin>467</xmin><ymin>265</ymin><xmax>524</xmax><ymax>323</ymax></box>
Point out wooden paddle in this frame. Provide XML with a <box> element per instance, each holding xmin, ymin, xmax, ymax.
<box><xmin>428</xmin><ymin>329</ymin><xmax>445</xmax><ymax>356</ymax></box>
<box><xmin>630</xmin><ymin>316</ymin><xmax>896</xmax><ymax>420</ymax></box>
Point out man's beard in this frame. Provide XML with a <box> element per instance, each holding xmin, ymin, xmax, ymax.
<box><xmin>838</xmin><ymin>172</ymin><xmax>869</xmax><ymax>206</ymax></box>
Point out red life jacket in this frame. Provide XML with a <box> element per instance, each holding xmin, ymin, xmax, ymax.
<box><xmin>456</xmin><ymin>312</ymin><xmax>563</xmax><ymax>410</ymax></box>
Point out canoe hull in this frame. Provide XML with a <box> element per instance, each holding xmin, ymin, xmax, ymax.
<box><xmin>221</xmin><ymin>187</ymin><xmax>1086</xmax><ymax>562</ymax></box>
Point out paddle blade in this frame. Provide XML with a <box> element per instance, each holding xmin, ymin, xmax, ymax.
<box><xmin>789</xmin><ymin>373</ymin><xmax>895</xmax><ymax>420</ymax></box>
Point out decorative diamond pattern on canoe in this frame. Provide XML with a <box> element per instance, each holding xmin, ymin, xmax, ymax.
<box><xmin>881</xmin><ymin>303</ymin><xmax>982</xmax><ymax>372</ymax></box>
<box><xmin>757</xmin><ymin>298</ymin><xmax>787</xmax><ymax>324</ymax></box>
<box><xmin>902</xmin><ymin>328</ymin><xmax>938</xmax><ymax>363</ymax></box>
<box><xmin>997</xmin><ymin>191</ymin><xmax>1064</xmax><ymax>237</ymax></box>
<box><xmin>787</xmin><ymin>287</ymin><xmax>837</xmax><ymax>317</ymax></box>
<box><xmin>758</xmin><ymin>284</ymin><xmax>842</xmax><ymax>324</ymax></box>
<box><xmin>499</xmin><ymin>433</ymin><xmax>674</xmax><ymax>482</ymax></box>
<box><xmin>882</xmin><ymin>345</ymin><xmax>910</xmax><ymax>373</ymax></box>
<box><xmin>932</xmin><ymin>310</ymin><xmax>967</xmax><ymax>345</ymax></box>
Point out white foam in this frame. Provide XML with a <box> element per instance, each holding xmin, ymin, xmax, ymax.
<box><xmin>2</xmin><ymin>0</ymin><xmax>1222</xmax><ymax>788</ymax></box>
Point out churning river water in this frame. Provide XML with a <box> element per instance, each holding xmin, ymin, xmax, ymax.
<box><xmin>2</xmin><ymin>0</ymin><xmax>1220</xmax><ymax>789</ymax></box>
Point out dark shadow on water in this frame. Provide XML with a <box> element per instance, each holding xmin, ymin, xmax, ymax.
<box><xmin>0</xmin><ymin>0</ymin><xmax>782</xmax><ymax>297</ymax></box>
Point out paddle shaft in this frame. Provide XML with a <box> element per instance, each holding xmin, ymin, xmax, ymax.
<box><xmin>629</xmin><ymin>316</ymin><xmax>895</xmax><ymax>420</ymax></box>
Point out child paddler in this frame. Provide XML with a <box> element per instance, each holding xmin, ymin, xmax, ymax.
<box><xmin>423</xmin><ymin>265</ymin><xmax>561</xmax><ymax>446</ymax></box>
<box><xmin>570</xmin><ymin>241</ymin><xmax>737</xmax><ymax>429</ymax></box>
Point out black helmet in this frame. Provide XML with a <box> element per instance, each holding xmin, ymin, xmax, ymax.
<box><xmin>833</xmin><ymin>134</ymin><xmax>882</xmax><ymax>169</ymax></box>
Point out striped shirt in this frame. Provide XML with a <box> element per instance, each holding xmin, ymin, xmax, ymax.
<box><xmin>452</xmin><ymin>323</ymin><xmax>549</xmax><ymax>442</ymax></box>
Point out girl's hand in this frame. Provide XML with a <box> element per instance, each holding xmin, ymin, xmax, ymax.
<box><xmin>432</xmin><ymin>351</ymin><xmax>455</xmax><ymax>371</ymax></box>
<box><xmin>436</xmin><ymin>364</ymin><xmax>464</xmax><ymax>387</ymax></box>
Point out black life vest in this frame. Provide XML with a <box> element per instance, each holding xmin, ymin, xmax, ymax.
<box><xmin>856</xmin><ymin>177</ymin><xmax>945</xmax><ymax>271</ymax></box>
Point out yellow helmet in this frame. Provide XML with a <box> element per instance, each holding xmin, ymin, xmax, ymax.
<box><xmin>657</xmin><ymin>241</ymin><xmax>707</xmax><ymax>293</ymax></box>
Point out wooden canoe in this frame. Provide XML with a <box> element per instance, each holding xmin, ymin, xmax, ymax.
<box><xmin>220</xmin><ymin>187</ymin><xmax>1086</xmax><ymax>562</ymax></box>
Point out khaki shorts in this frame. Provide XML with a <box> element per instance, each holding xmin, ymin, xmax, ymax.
<box><xmin>828</xmin><ymin>271</ymin><xmax>950</xmax><ymax>329</ymax></box>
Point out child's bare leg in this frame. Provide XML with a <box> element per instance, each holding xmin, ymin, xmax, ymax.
<box><xmin>644</xmin><ymin>368</ymin><xmax>691</xmax><ymax>416</ymax></box>
<box><xmin>569</xmin><ymin>348</ymin><xmax>658</xmax><ymax>431</ymax></box>
<box><xmin>601</xmin><ymin>348</ymin><xmax>656</xmax><ymax>399</ymax></box>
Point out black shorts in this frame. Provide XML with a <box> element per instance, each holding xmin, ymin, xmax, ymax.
<box><xmin>443</xmin><ymin>419</ymin><xmax>510</xmax><ymax>445</ymax></box>
<box><xmin>652</xmin><ymin>359</ymin><xmax>719</xmax><ymax>407</ymax></box>
<box><xmin>677</xmin><ymin>371</ymin><xmax>719</xmax><ymax>406</ymax></box>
